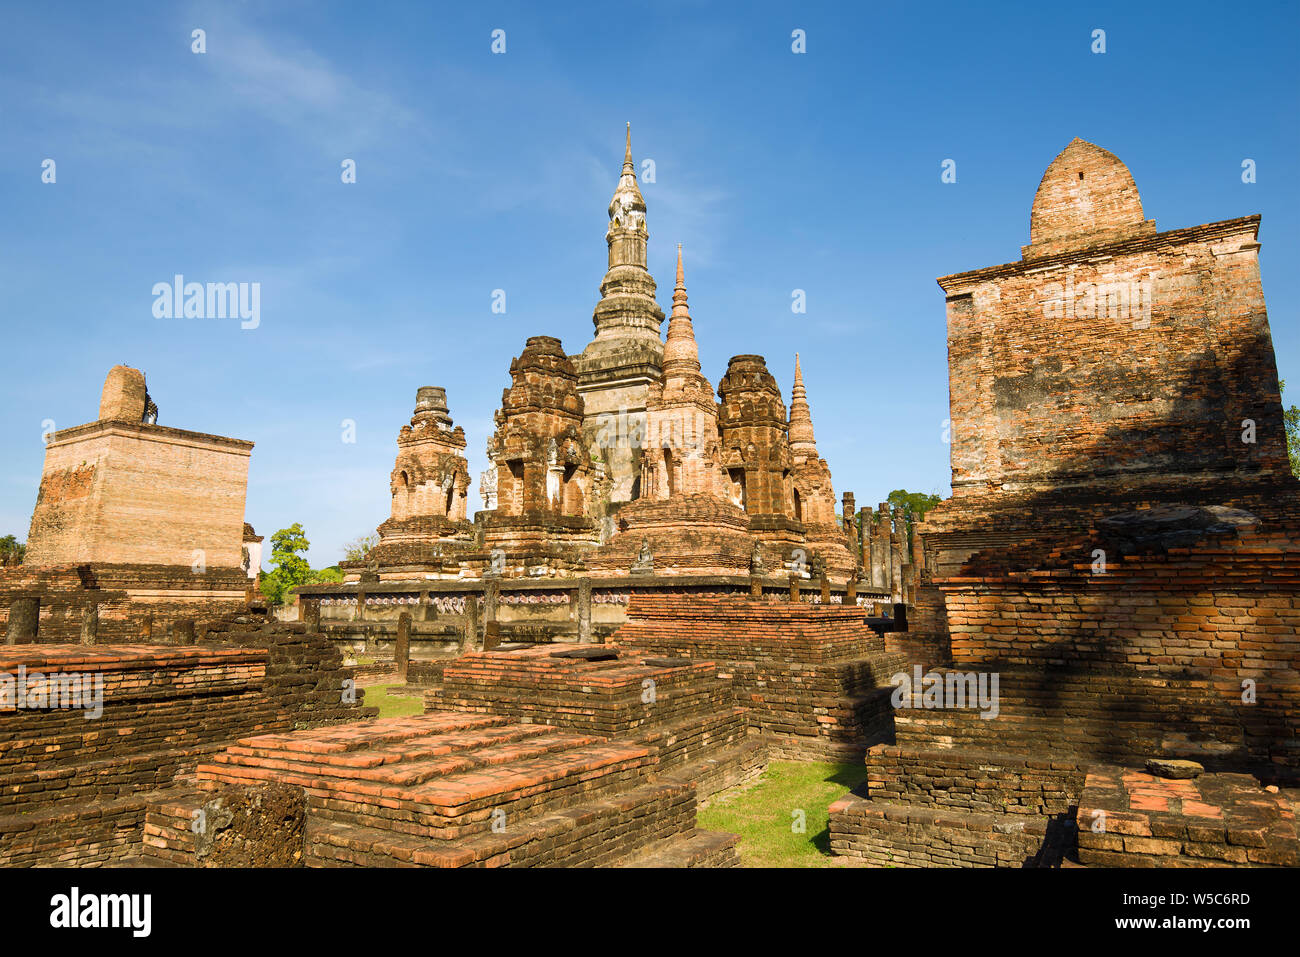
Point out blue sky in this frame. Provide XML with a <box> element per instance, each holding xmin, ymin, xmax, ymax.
<box><xmin>2</xmin><ymin>0</ymin><xmax>1296</xmax><ymax>569</ymax></box>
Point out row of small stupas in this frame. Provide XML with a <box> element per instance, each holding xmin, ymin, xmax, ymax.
<box><xmin>354</xmin><ymin>127</ymin><xmax>860</xmax><ymax>584</ymax></box>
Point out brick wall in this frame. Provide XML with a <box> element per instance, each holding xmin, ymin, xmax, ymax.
<box><xmin>614</xmin><ymin>594</ymin><xmax>874</xmax><ymax>662</ymax></box>
<box><xmin>612</xmin><ymin>594</ymin><xmax>904</xmax><ymax>757</ymax></box>
<box><xmin>0</xmin><ymin>615</ymin><xmax>372</xmax><ymax>865</ymax></box>
<box><xmin>0</xmin><ymin>563</ymin><xmax>251</xmax><ymax>642</ymax></box>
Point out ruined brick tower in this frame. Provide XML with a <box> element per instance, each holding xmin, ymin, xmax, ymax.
<box><xmin>368</xmin><ymin>386</ymin><xmax>474</xmax><ymax>570</ymax></box>
<box><xmin>484</xmin><ymin>336</ymin><xmax>598</xmax><ymax>565</ymax></box>
<box><xmin>918</xmin><ymin>136</ymin><xmax>1299</xmax><ymax>773</ymax></box>
<box><xmin>830</xmin><ymin>139</ymin><xmax>1300</xmax><ymax>869</ymax></box>
<box><xmin>27</xmin><ymin>365</ymin><xmax>253</xmax><ymax>569</ymax></box>
<box><xmin>923</xmin><ymin>137</ymin><xmax>1290</xmax><ymax>575</ymax></box>
<box><xmin>570</xmin><ymin>125</ymin><xmax>666</xmax><ymax>511</ymax></box>
<box><xmin>717</xmin><ymin>355</ymin><xmax>805</xmax><ymax>562</ymax></box>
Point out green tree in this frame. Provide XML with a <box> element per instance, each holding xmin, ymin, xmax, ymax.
<box><xmin>0</xmin><ymin>535</ymin><xmax>25</xmax><ymax>566</ymax></box>
<box><xmin>1282</xmin><ymin>379</ymin><xmax>1299</xmax><ymax>478</ymax></box>
<box><xmin>258</xmin><ymin>523</ymin><xmax>312</xmax><ymax>606</ymax></box>
<box><xmin>886</xmin><ymin>489</ymin><xmax>943</xmax><ymax>521</ymax></box>
<box><xmin>312</xmin><ymin>566</ymin><xmax>345</xmax><ymax>584</ymax></box>
<box><xmin>259</xmin><ymin>568</ymin><xmax>287</xmax><ymax>606</ymax></box>
<box><xmin>270</xmin><ymin>523</ymin><xmax>312</xmax><ymax>584</ymax></box>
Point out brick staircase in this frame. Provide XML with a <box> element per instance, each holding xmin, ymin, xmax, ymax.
<box><xmin>142</xmin><ymin>711</ymin><xmax>740</xmax><ymax>867</ymax></box>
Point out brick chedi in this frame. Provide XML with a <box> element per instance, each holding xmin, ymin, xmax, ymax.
<box><xmin>831</xmin><ymin>137</ymin><xmax>1300</xmax><ymax>869</ymax></box>
<box><xmin>483</xmin><ymin>336</ymin><xmax>599</xmax><ymax>572</ymax></box>
<box><xmin>570</xmin><ymin>125</ymin><xmax>666</xmax><ymax>513</ymax></box>
<box><xmin>28</xmin><ymin>365</ymin><xmax>253</xmax><ymax>569</ymax></box>
<box><xmin>923</xmin><ymin>137</ymin><xmax>1291</xmax><ymax>575</ymax></box>
<box><xmin>4</xmin><ymin>365</ymin><xmax>257</xmax><ymax>640</ymax></box>
<box><xmin>716</xmin><ymin>354</ymin><xmax>807</xmax><ymax>569</ymax></box>
<box><xmin>787</xmin><ymin>354</ymin><xmax>855</xmax><ymax>579</ymax></box>
<box><xmin>363</xmin><ymin>387</ymin><xmax>474</xmax><ymax>576</ymax></box>
<box><xmin>589</xmin><ymin>247</ymin><xmax>754</xmax><ymax>576</ymax></box>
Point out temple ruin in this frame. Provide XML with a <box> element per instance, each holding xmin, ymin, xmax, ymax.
<box><xmin>1</xmin><ymin>135</ymin><xmax>1294</xmax><ymax>870</ymax></box>
<box><xmin>308</xmin><ymin>128</ymin><xmax>898</xmax><ymax>653</ymax></box>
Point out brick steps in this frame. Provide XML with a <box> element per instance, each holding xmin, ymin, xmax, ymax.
<box><xmin>140</xmin><ymin>787</ymin><xmax>206</xmax><ymax>866</ymax></box>
<box><xmin>212</xmin><ymin>726</ymin><xmax>595</xmax><ymax>787</ymax></box>
<box><xmin>759</xmin><ymin>686</ymin><xmax>897</xmax><ymax>760</ymax></box>
<box><xmin>216</xmin><ymin>712</ymin><xmax>510</xmax><ymax>756</ymax></box>
<box><xmin>614</xmin><ymin>829</ymin><xmax>741</xmax><ymax>868</ymax></box>
<box><xmin>666</xmin><ymin>736</ymin><xmax>769</xmax><ymax>804</ymax></box>
<box><xmin>0</xmin><ymin>739</ymin><xmax>231</xmax><ymax>816</ymax></box>
<box><xmin>1076</xmin><ymin>765</ymin><xmax>1298</xmax><ymax>867</ymax></box>
<box><xmin>894</xmin><ymin>704</ymin><xmax>1246</xmax><ymax>767</ymax></box>
<box><xmin>197</xmin><ymin>714</ymin><xmax>655</xmax><ymax>841</ymax></box>
<box><xmin>423</xmin><ymin>645</ymin><xmax>734</xmax><ymax>737</ymax></box>
<box><xmin>303</xmin><ymin>778</ymin><xmax>697</xmax><ymax>867</ymax></box>
<box><xmin>113</xmin><ymin>853</ymin><xmax>185</xmax><ymax>868</ymax></box>
<box><xmin>888</xmin><ymin>664</ymin><xmax>1255</xmax><ymax>768</ymax></box>
<box><xmin>631</xmin><ymin>706</ymin><xmax>749</xmax><ymax>775</ymax></box>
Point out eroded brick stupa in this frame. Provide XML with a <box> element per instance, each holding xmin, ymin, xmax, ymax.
<box><xmin>367</xmin><ymin>386</ymin><xmax>474</xmax><ymax>571</ymax></box>
<box><xmin>830</xmin><ymin>137</ymin><xmax>1299</xmax><ymax>869</ymax></box>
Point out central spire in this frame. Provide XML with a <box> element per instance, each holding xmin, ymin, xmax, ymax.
<box><xmin>589</xmin><ymin>123</ymin><xmax>664</xmax><ymax>344</ymax></box>
<box><xmin>607</xmin><ymin>122</ymin><xmax>646</xmax><ymax>252</ymax></box>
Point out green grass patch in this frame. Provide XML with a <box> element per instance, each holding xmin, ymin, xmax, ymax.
<box><xmin>363</xmin><ymin>683</ymin><xmax>425</xmax><ymax>719</ymax></box>
<box><xmin>697</xmin><ymin>760</ymin><xmax>869</xmax><ymax>867</ymax></box>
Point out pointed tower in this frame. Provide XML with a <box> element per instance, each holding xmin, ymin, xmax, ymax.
<box><xmin>787</xmin><ymin>356</ymin><xmax>857</xmax><ymax>579</ymax></box>
<box><xmin>589</xmin><ymin>247</ymin><xmax>753</xmax><ymax>577</ymax></box>
<box><xmin>788</xmin><ymin>354</ymin><xmax>816</xmax><ymax>453</ymax></box>
<box><xmin>661</xmin><ymin>244</ymin><xmax>702</xmax><ymax>382</ymax></box>
<box><xmin>640</xmin><ymin>246</ymin><xmax>726</xmax><ymax>499</ymax></box>
<box><xmin>571</xmin><ymin>125</ymin><xmax>666</xmax><ymax>511</ymax></box>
